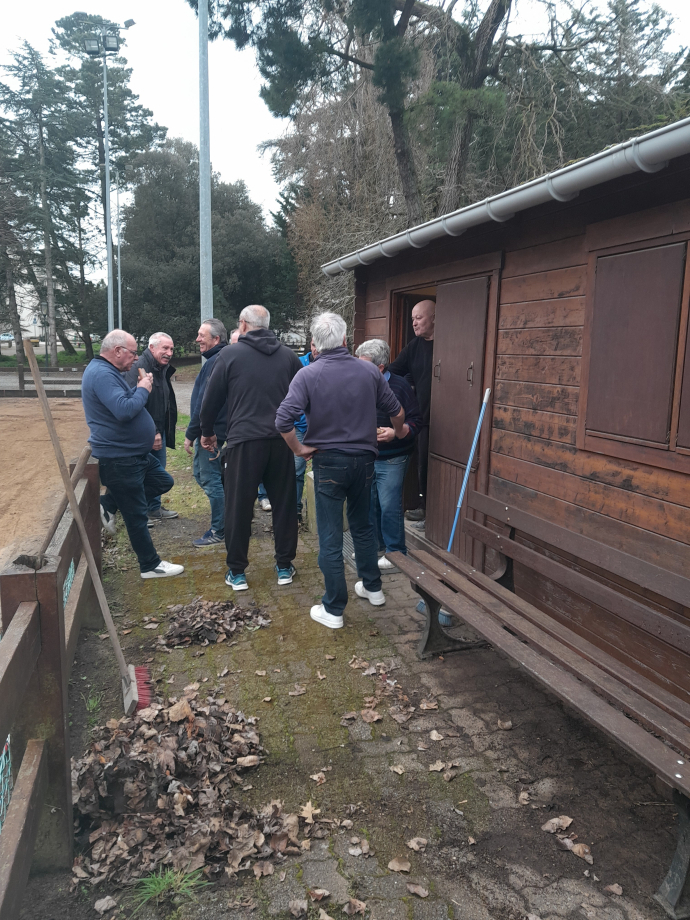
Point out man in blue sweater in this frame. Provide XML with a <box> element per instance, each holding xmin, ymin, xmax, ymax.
<box><xmin>82</xmin><ymin>330</ymin><xmax>184</xmax><ymax>579</ymax></box>
<box><xmin>184</xmin><ymin>319</ymin><xmax>228</xmax><ymax>546</ymax></box>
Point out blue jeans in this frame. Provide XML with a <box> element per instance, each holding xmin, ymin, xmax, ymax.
<box><xmin>99</xmin><ymin>453</ymin><xmax>174</xmax><ymax>572</ymax></box>
<box><xmin>148</xmin><ymin>433</ymin><xmax>167</xmax><ymax>513</ymax></box>
<box><xmin>193</xmin><ymin>440</ymin><xmax>225</xmax><ymax>535</ymax></box>
<box><xmin>312</xmin><ymin>450</ymin><xmax>380</xmax><ymax>616</ymax></box>
<box><xmin>257</xmin><ymin>482</ymin><xmax>268</xmax><ymax>502</ymax></box>
<box><xmin>371</xmin><ymin>453</ymin><xmax>410</xmax><ymax>555</ymax></box>
<box><xmin>295</xmin><ymin>427</ymin><xmax>306</xmax><ymax>514</ymax></box>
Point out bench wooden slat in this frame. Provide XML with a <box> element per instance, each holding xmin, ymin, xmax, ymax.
<box><xmin>464</xmin><ymin>518</ymin><xmax>690</xmax><ymax>655</ymax></box>
<box><xmin>0</xmin><ymin>602</ymin><xmax>40</xmax><ymax>747</ymax></box>
<box><xmin>0</xmin><ymin>739</ymin><xmax>47</xmax><ymax>920</ymax></box>
<box><xmin>468</xmin><ymin>491</ymin><xmax>690</xmax><ymax>608</ymax></box>
<box><xmin>393</xmin><ymin>553</ymin><xmax>690</xmax><ymax>798</ymax></box>
<box><xmin>411</xmin><ymin>549</ymin><xmax>690</xmax><ymax>755</ymax></box>
<box><xmin>411</xmin><ymin>544</ymin><xmax>690</xmax><ymax>728</ymax></box>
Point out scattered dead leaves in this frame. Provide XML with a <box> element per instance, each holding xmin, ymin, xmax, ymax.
<box><xmin>407</xmin><ymin>837</ymin><xmax>427</xmax><ymax>851</ymax></box>
<box><xmin>161</xmin><ymin>596</ymin><xmax>270</xmax><ymax>648</ymax></box>
<box><xmin>388</xmin><ymin>857</ymin><xmax>411</xmax><ymax>872</ymax></box>
<box><xmin>407</xmin><ymin>884</ymin><xmax>429</xmax><ymax>898</ymax></box>
<box><xmin>497</xmin><ymin>719</ymin><xmax>513</xmax><ymax>730</ymax></box>
<box><xmin>541</xmin><ymin>815</ymin><xmax>573</xmax><ymax>834</ymax></box>
<box><xmin>605</xmin><ymin>884</ymin><xmax>623</xmax><ymax>895</ymax></box>
<box><xmin>343</xmin><ymin>898</ymin><xmax>367</xmax><ymax>915</ymax></box>
<box><xmin>70</xmin><ymin>693</ymin><xmax>326</xmax><ymax>887</ymax></box>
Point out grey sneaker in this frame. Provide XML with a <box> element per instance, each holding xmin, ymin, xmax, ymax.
<box><xmin>141</xmin><ymin>560</ymin><xmax>184</xmax><ymax>579</ymax></box>
<box><xmin>259</xmin><ymin>498</ymin><xmax>272</xmax><ymax>512</ymax></box>
<box><xmin>100</xmin><ymin>504</ymin><xmax>116</xmax><ymax>535</ymax></box>
<box><xmin>405</xmin><ymin>508</ymin><xmax>425</xmax><ymax>522</ymax></box>
<box><xmin>149</xmin><ymin>508</ymin><xmax>179</xmax><ymax>520</ymax></box>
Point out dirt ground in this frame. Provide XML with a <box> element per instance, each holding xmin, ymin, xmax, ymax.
<box><xmin>16</xmin><ymin>452</ymin><xmax>682</xmax><ymax>920</ymax></box>
<box><xmin>0</xmin><ymin>398</ymin><xmax>89</xmax><ymax>572</ymax></box>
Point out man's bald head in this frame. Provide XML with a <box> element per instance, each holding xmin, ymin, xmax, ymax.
<box><xmin>100</xmin><ymin>330</ymin><xmax>139</xmax><ymax>371</ymax></box>
<box><xmin>411</xmin><ymin>300</ymin><xmax>436</xmax><ymax>340</ymax></box>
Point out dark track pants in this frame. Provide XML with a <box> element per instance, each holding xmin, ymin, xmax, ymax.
<box><xmin>222</xmin><ymin>438</ymin><xmax>298</xmax><ymax>575</ymax></box>
<box><xmin>417</xmin><ymin>425</ymin><xmax>429</xmax><ymax>509</ymax></box>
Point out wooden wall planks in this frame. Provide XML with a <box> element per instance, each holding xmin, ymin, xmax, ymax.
<box><xmin>495</xmin><ymin>355</ymin><xmax>581</xmax><ymax>386</ymax></box>
<box><xmin>492</xmin><ymin>405</ymin><xmax>577</xmax><ymax>444</ymax></box>
<box><xmin>496</xmin><ymin>327</ymin><xmax>583</xmax><ymax>356</ymax></box>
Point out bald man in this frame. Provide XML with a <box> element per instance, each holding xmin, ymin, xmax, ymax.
<box><xmin>388</xmin><ymin>299</ymin><xmax>435</xmax><ymax>529</ymax></box>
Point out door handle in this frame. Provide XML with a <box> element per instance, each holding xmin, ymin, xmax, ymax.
<box><xmin>467</xmin><ymin>362</ymin><xmax>474</xmax><ymax>386</ymax></box>
<box><xmin>434</xmin><ymin>360</ymin><xmax>441</xmax><ymax>379</ymax></box>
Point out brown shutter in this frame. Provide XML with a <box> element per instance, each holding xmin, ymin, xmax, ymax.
<box><xmin>586</xmin><ymin>243</ymin><xmax>686</xmax><ymax>446</ymax></box>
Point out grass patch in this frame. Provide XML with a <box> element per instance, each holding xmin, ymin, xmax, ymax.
<box><xmin>0</xmin><ymin>346</ymin><xmax>100</xmax><ymax>366</ymax></box>
<box><xmin>130</xmin><ymin>868</ymin><xmax>210</xmax><ymax>913</ymax></box>
<box><xmin>81</xmin><ymin>689</ymin><xmax>105</xmax><ymax>728</ymax></box>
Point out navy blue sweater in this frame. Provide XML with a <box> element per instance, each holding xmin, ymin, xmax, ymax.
<box><xmin>377</xmin><ymin>371</ymin><xmax>422</xmax><ymax>459</ymax></box>
<box><xmin>185</xmin><ymin>341</ymin><xmax>228</xmax><ymax>443</ymax></box>
<box><xmin>82</xmin><ymin>356</ymin><xmax>155</xmax><ymax>458</ymax></box>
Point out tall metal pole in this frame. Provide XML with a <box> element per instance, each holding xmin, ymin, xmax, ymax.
<box><xmin>198</xmin><ymin>0</ymin><xmax>213</xmax><ymax>323</ymax></box>
<box><xmin>115</xmin><ymin>168</ymin><xmax>122</xmax><ymax>328</ymax></box>
<box><xmin>102</xmin><ymin>49</ymin><xmax>115</xmax><ymax>332</ymax></box>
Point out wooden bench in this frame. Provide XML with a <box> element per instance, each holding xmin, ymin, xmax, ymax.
<box><xmin>390</xmin><ymin>490</ymin><xmax>690</xmax><ymax>920</ymax></box>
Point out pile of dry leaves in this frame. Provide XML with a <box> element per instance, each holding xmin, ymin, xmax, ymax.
<box><xmin>160</xmin><ymin>596</ymin><xmax>271</xmax><ymax>647</ymax></box>
<box><xmin>71</xmin><ymin>688</ymin><xmax>320</xmax><ymax>887</ymax></box>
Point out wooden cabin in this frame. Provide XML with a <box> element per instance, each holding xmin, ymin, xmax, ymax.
<box><xmin>322</xmin><ymin>118</ymin><xmax>690</xmax><ymax>709</ymax></box>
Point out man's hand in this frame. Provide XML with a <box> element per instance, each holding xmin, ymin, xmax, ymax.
<box><xmin>184</xmin><ymin>437</ymin><xmax>194</xmax><ymax>456</ymax></box>
<box><xmin>281</xmin><ymin>428</ymin><xmax>317</xmax><ymax>459</ymax></box>
<box><xmin>152</xmin><ymin>433</ymin><xmax>162</xmax><ymax>451</ymax></box>
<box><xmin>377</xmin><ymin>423</ymin><xmax>410</xmax><ymax>443</ymax></box>
<box><xmin>201</xmin><ymin>434</ymin><xmax>217</xmax><ymax>453</ymax></box>
<box><xmin>137</xmin><ymin>372</ymin><xmax>153</xmax><ymax>393</ymax></box>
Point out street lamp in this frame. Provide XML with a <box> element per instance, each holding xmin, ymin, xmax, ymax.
<box><xmin>113</xmin><ymin>167</ymin><xmax>122</xmax><ymax>329</ymax></box>
<box><xmin>39</xmin><ymin>300</ymin><xmax>49</xmax><ymax>368</ymax></box>
<box><xmin>83</xmin><ymin>20</ymin><xmax>135</xmax><ymax>333</ymax></box>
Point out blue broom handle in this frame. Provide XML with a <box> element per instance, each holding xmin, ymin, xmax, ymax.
<box><xmin>447</xmin><ymin>388</ymin><xmax>491</xmax><ymax>553</ymax></box>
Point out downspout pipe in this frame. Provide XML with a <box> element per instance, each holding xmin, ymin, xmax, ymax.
<box><xmin>321</xmin><ymin>116</ymin><xmax>690</xmax><ymax>277</ymax></box>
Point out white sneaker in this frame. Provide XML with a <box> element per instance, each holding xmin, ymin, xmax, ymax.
<box><xmin>100</xmin><ymin>505</ymin><xmax>116</xmax><ymax>536</ymax></box>
<box><xmin>310</xmin><ymin>604</ymin><xmax>344</xmax><ymax>629</ymax></box>
<box><xmin>259</xmin><ymin>498</ymin><xmax>272</xmax><ymax>512</ymax></box>
<box><xmin>355</xmin><ymin>581</ymin><xmax>386</xmax><ymax>606</ymax></box>
<box><xmin>141</xmin><ymin>560</ymin><xmax>184</xmax><ymax>579</ymax></box>
<box><xmin>378</xmin><ymin>555</ymin><xmax>395</xmax><ymax>570</ymax></box>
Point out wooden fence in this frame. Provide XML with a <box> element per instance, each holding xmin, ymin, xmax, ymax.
<box><xmin>0</xmin><ymin>456</ymin><xmax>101</xmax><ymax>920</ymax></box>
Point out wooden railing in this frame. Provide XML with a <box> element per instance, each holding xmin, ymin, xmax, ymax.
<box><xmin>0</xmin><ymin>455</ymin><xmax>101</xmax><ymax>920</ymax></box>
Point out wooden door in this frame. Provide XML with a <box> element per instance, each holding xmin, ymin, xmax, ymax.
<box><xmin>426</xmin><ymin>276</ymin><xmax>489</xmax><ymax>556</ymax></box>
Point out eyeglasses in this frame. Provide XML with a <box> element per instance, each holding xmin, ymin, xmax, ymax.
<box><xmin>117</xmin><ymin>346</ymin><xmax>138</xmax><ymax>357</ymax></box>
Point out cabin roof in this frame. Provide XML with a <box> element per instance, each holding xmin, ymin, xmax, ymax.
<box><xmin>321</xmin><ymin>117</ymin><xmax>690</xmax><ymax>278</ymax></box>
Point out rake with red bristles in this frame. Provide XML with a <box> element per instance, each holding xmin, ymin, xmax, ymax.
<box><xmin>24</xmin><ymin>339</ymin><xmax>151</xmax><ymax>715</ymax></box>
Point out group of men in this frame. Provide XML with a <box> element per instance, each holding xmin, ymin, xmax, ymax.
<box><xmin>81</xmin><ymin>299</ymin><xmax>437</xmax><ymax>627</ymax></box>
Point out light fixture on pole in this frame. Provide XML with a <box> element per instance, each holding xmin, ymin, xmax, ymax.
<box><xmin>84</xmin><ymin>20</ymin><xmax>135</xmax><ymax>333</ymax></box>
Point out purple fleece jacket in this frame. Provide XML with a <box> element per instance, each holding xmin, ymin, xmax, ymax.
<box><xmin>275</xmin><ymin>346</ymin><xmax>401</xmax><ymax>455</ymax></box>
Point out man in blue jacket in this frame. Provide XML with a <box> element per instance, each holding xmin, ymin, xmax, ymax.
<box><xmin>356</xmin><ymin>339</ymin><xmax>421</xmax><ymax>568</ymax></box>
<box><xmin>82</xmin><ymin>330</ymin><xmax>184</xmax><ymax>579</ymax></box>
<box><xmin>184</xmin><ymin>319</ymin><xmax>229</xmax><ymax>546</ymax></box>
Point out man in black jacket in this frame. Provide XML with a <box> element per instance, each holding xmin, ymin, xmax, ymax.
<box><xmin>388</xmin><ymin>299</ymin><xmax>435</xmax><ymax>529</ymax></box>
<box><xmin>184</xmin><ymin>319</ymin><xmax>228</xmax><ymax>546</ymax></box>
<box><xmin>126</xmin><ymin>332</ymin><xmax>179</xmax><ymax>523</ymax></box>
<box><xmin>200</xmin><ymin>305</ymin><xmax>302</xmax><ymax>591</ymax></box>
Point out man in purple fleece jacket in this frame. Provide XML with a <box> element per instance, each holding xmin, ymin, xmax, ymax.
<box><xmin>276</xmin><ymin>312</ymin><xmax>405</xmax><ymax>630</ymax></box>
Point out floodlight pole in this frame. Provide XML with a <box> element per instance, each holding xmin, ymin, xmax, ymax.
<box><xmin>114</xmin><ymin>167</ymin><xmax>122</xmax><ymax>328</ymax></box>
<box><xmin>102</xmin><ymin>39</ymin><xmax>115</xmax><ymax>332</ymax></box>
<box><xmin>198</xmin><ymin>0</ymin><xmax>213</xmax><ymax>324</ymax></box>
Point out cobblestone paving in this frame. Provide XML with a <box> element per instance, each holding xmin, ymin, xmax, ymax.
<box><xmin>21</xmin><ymin>488</ymin><xmax>679</xmax><ymax>920</ymax></box>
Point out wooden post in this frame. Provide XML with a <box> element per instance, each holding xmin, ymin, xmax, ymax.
<box><xmin>0</xmin><ymin>560</ymin><xmax>73</xmax><ymax>870</ymax></box>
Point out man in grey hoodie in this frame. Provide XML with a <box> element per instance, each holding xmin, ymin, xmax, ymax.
<box><xmin>200</xmin><ymin>305</ymin><xmax>302</xmax><ymax>591</ymax></box>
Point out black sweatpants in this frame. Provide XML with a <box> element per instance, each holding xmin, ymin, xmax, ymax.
<box><xmin>223</xmin><ymin>437</ymin><xmax>298</xmax><ymax>574</ymax></box>
<box><xmin>417</xmin><ymin>425</ymin><xmax>429</xmax><ymax>509</ymax></box>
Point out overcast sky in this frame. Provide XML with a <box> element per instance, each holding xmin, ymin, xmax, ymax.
<box><xmin>1</xmin><ymin>0</ymin><xmax>689</xmax><ymax>218</ymax></box>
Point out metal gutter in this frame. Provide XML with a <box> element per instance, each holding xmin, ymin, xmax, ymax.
<box><xmin>321</xmin><ymin>116</ymin><xmax>690</xmax><ymax>277</ymax></box>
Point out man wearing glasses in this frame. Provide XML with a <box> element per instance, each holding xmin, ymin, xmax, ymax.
<box><xmin>81</xmin><ymin>329</ymin><xmax>184</xmax><ymax>579</ymax></box>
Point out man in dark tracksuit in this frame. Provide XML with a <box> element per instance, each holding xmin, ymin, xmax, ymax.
<box><xmin>200</xmin><ymin>305</ymin><xmax>302</xmax><ymax>591</ymax></box>
<box><xmin>184</xmin><ymin>319</ymin><xmax>229</xmax><ymax>546</ymax></box>
<box><xmin>388</xmin><ymin>299</ymin><xmax>435</xmax><ymax>529</ymax></box>
<box><xmin>125</xmin><ymin>332</ymin><xmax>179</xmax><ymax>521</ymax></box>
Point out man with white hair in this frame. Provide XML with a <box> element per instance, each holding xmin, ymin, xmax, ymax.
<box><xmin>126</xmin><ymin>331</ymin><xmax>179</xmax><ymax>523</ymax></box>
<box><xmin>276</xmin><ymin>312</ymin><xmax>406</xmax><ymax>630</ymax></box>
<box><xmin>200</xmin><ymin>304</ymin><xmax>302</xmax><ymax>591</ymax></box>
<box><xmin>82</xmin><ymin>329</ymin><xmax>184</xmax><ymax>580</ymax></box>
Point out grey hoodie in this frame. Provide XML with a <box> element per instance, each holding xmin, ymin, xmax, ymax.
<box><xmin>200</xmin><ymin>328</ymin><xmax>302</xmax><ymax>447</ymax></box>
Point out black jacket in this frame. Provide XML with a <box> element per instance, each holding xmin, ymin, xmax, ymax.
<box><xmin>388</xmin><ymin>336</ymin><xmax>434</xmax><ymax>425</ymax></box>
<box><xmin>377</xmin><ymin>371</ymin><xmax>422</xmax><ymax>459</ymax></box>
<box><xmin>186</xmin><ymin>341</ymin><xmax>228</xmax><ymax>443</ymax></box>
<box><xmin>200</xmin><ymin>328</ymin><xmax>302</xmax><ymax>448</ymax></box>
<box><xmin>125</xmin><ymin>348</ymin><xmax>178</xmax><ymax>448</ymax></box>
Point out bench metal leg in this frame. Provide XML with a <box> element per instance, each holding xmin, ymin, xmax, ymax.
<box><xmin>655</xmin><ymin>791</ymin><xmax>690</xmax><ymax>919</ymax></box>
<box><xmin>414</xmin><ymin>586</ymin><xmax>489</xmax><ymax>660</ymax></box>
